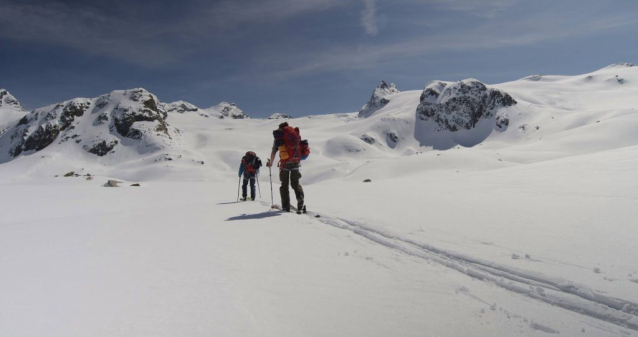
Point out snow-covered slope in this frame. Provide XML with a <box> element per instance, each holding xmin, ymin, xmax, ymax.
<box><xmin>1</xmin><ymin>64</ymin><xmax>638</xmax><ymax>337</ymax></box>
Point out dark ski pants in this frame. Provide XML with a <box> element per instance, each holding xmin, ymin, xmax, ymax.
<box><xmin>279</xmin><ymin>162</ymin><xmax>304</xmax><ymax>209</ymax></box>
<box><xmin>242</xmin><ymin>176</ymin><xmax>256</xmax><ymax>200</ymax></box>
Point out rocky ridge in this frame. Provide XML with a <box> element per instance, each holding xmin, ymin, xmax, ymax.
<box><xmin>359</xmin><ymin>81</ymin><xmax>400</xmax><ymax>118</ymax></box>
<box><xmin>268</xmin><ymin>113</ymin><xmax>293</xmax><ymax>119</ymax></box>
<box><xmin>0</xmin><ymin>89</ymin><xmax>23</xmax><ymax>111</ymax></box>
<box><xmin>0</xmin><ymin>88</ymin><xmax>177</xmax><ymax>161</ymax></box>
<box><xmin>416</xmin><ymin>79</ymin><xmax>516</xmax><ymax>132</ymax></box>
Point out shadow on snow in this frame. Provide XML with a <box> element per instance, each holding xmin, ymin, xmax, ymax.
<box><xmin>226</xmin><ymin>212</ymin><xmax>282</xmax><ymax>221</ymax></box>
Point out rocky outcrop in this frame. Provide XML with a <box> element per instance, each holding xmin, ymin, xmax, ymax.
<box><xmin>416</xmin><ymin>79</ymin><xmax>516</xmax><ymax>132</ymax></box>
<box><xmin>205</xmin><ymin>102</ymin><xmax>249</xmax><ymax>119</ymax></box>
<box><xmin>268</xmin><ymin>113</ymin><xmax>293</xmax><ymax>119</ymax></box>
<box><xmin>6</xmin><ymin>98</ymin><xmax>92</xmax><ymax>157</ymax></box>
<box><xmin>112</xmin><ymin>89</ymin><xmax>169</xmax><ymax>140</ymax></box>
<box><xmin>359</xmin><ymin>81</ymin><xmax>400</xmax><ymax>118</ymax></box>
<box><xmin>160</xmin><ymin>101</ymin><xmax>199</xmax><ymax>114</ymax></box>
<box><xmin>84</xmin><ymin>140</ymin><xmax>119</xmax><ymax>156</ymax></box>
<box><xmin>0</xmin><ymin>89</ymin><xmax>23</xmax><ymax>111</ymax></box>
<box><xmin>0</xmin><ymin>88</ymin><xmax>176</xmax><ymax>161</ymax></box>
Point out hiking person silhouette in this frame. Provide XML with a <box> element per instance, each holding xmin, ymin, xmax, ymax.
<box><xmin>238</xmin><ymin>151</ymin><xmax>262</xmax><ymax>201</ymax></box>
<box><xmin>266</xmin><ymin>122</ymin><xmax>309</xmax><ymax>213</ymax></box>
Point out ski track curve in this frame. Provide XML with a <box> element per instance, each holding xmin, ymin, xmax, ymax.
<box><xmin>270</xmin><ymin>203</ymin><xmax>638</xmax><ymax>332</ymax></box>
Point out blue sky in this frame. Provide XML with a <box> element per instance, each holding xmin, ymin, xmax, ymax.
<box><xmin>1</xmin><ymin>0</ymin><xmax>637</xmax><ymax>117</ymax></box>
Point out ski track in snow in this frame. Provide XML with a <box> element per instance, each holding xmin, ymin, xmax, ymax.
<box><xmin>273</xmin><ymin>203</ymin><xmax>638</xmax><ymax>332</ymax></box>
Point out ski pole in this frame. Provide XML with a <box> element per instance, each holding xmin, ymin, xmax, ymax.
<box><xmin>268</xmin><ymin>159</ymin><xmax>274</xmax><ymax>208</ymax></box>
<box><xmin>256</xmin><ymin>174</ymin><xmax>262</xmax><ymax>198</ymax></box>
<box><xmin>237</xmin><ymin>176</ymin><xmax>241</xmax><ymax>202</ymax></box>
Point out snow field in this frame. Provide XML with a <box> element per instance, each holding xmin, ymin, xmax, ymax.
<box><xmin>1</xmin><ymin>64</ymin><xmax>638</xmax><ymax>336</ymax></box>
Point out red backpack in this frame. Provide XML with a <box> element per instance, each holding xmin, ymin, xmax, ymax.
<box><xmin>242</xmin><ymin>151</ymin><xmax>261</xmax><ymax>174</ymax></box>
<box><xmin>295</xmin><ymin>127</ymin><xmax>310</xmax><ymax>159</ymax></box>
<box><xmin>274</xmin><ymin>126</ymin><xmax>302</xmax><ymax>163</ymax></box>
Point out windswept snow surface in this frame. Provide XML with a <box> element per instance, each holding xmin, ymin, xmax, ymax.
<box><xmin>1</xmin><ymin>65</ymin><xmax>638</xmax><ymax>336</ymax></box>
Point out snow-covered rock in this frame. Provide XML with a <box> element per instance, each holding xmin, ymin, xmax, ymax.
<box><xmin>359</xmin><ymin>81</ymin><xmax>400</xmax><ymax>118</ymax></box>
<box><xmin>202</xmin><ymin>102</ymin><xmax>249</xmax><ymax>119</ymax></box>
<box><xmin>0</xmin><ymin>89</ymin><xmax>23</xmax><ymax>111</ymax></box>
<box><xmin>160</xmin><ymin>100</ymin><xmax>250</xmax><ymax>119</ymax></box>
<box><xmin>160</xmin><ymin>100</ymin><xmax>199</xmax><ymax>114</ymax></box>
<box><xmin>0</xmin><ymin>89</ymin><xmax>26</xmax><ymax>131</ymax></box>
<box><xmin>0</xmin><ymin>88</ymin><xmax>177</xmax><ymax>161</ymax></box>
<box><xmin>268</xmin><ymin>112</ymin><xmax>293</xmax><ymax>119</ymax></box>
<box><xmin>603</xmin><ymin>62</ymin><xmax>635</xmax><ymax>69</ymax></box>
<box><xmin>416</xmin><ymin>79</ymin><xmax>516</xmax><ymax>132</ymax></box>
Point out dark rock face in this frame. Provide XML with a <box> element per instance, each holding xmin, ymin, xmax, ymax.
<box><xmin>94</xmin><ymin>113</ymin><xmax>109</xmax><ymax>126</ymax></box>
<box><xmin>10</xmin><ymin>123</ymin><xmax>60</xmax><ymax>157</ymax></box>
<box><xmin>60</xmin><ymin>101</ymin><xmax>90</xmax><ymax>130</ymax></box>
<box><xmin>24</xmin><ymin>124</ymin><xmax>60</xmax><ymax>152</ymax></box>
<box><xmin>113</xmin><ymin>94</ymin><xmax>169</xmax><ymax>140</ymax></box>
<box><xmin>85</xmin><ymin>140</ymin><xmax>118</xmax><ymax>156</ymax></box>
<box><xmin>359</xmin><ymin>81</ymin><xmax>400</xmax><ymax>118</ymax></box>
<box><xmin>416</xmin><ymin>79</ymin><xmax>516</xmax><ymax>132</ymax></box>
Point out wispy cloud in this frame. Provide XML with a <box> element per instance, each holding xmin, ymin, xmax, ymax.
<box><xmin>0</xmin><ymin>0</ymin><xmax>351</xmax><ymax>66</ymax></box>
<box><xmin>207</xmin><ymin>0</ymin><xmax>349</xmax><ymax>25</ymax></box>
<box><xmin>425</xmin><ymin>0</ymin><xmax>518</xmax><ymax>17</ymax></box>
<box><xmin>251</xmin><ymin>6</ymin><xmax>638</xmax><ymax>80</ymax></box>
<box><xmin>0</xmin><ymin>2</ymin><xmax>187</xmax><ymax>66</ymax></box>
<box><xmin>361</xmin><ymin>0</ymin><xmax>379</xmax><ymax>36</ymax></box>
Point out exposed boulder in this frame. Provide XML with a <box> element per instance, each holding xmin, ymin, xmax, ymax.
<box><xmin>107</xmin><ymin>180</ymin><xmax>122</xmax><ymax>187</ymax></box>
<box><xmin>360</xmin><ymin>134</ymin><xmax>375</xmax><ymax>145</ymax></box>
<box><xmin>416</xmin><ymin>79</ymin><xmax>516</xmax><ymax>132</ymax></box>
<box><xmin>359</xmin><ymin>81</ymin><xmax>400</xmax><ymax>118</ymax></box>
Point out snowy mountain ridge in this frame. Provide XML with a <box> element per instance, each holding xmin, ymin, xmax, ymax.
<box><xmin>0</xmin><ymin>89</ymin><xmax>22</xmax><ymax>111</ymax></box>
<box><xmin>0</xmin><ymin>88</ymin><xmax>183</xmax><ymax>166</ymax></box>
<box><xmin>160</xmin><ymin>100</ymin><xmax>249</xmax><ymax>119</ymax></box>
<box><xmin>358</xmin><ymin>81</ymin><xmax>400</xmax><ymax>118</ymax></box>
<box><xmin>0</xmin><ymin>63</ymin><xmax>636</xmax><ymax>180</ymax></box>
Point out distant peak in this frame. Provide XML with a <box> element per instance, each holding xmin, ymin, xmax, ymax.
<box><xmin>604</xmin><ymin>63</ymin><xmax>635</xmax><ymax>69</ymax></box>
<box><xmin>268</xmin><ymin>112</ymin><xmax>293</xmax><ymax>120</ymax></box>
<box><xmin>520</xmin><ymin>75</ymin><xmax>543</xmax><ymax>81</ymax></box>
<box><xmin>358</xmin><ymin>81</ymin><xmax>400</xmax><ymax>118</ymax></box>
<box><xmin>377</xmin><ymin>80</ymin><xmax>397</xmax><ymax>91</ymax></box>
<box><xmin>0</xmin><ymin>88</ymin><xmax>23</xmax><ymax>111</ymax></box>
